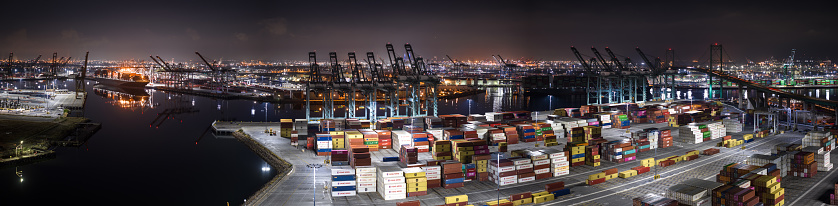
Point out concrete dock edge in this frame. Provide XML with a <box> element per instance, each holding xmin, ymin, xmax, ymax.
<box><xmin>233</xmin><ymin>129</ymin><xmax>293</xmax><ymax>206</ymax></box>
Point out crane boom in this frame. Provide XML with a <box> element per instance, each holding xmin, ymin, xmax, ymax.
<box><xmin>404</xmin><ymin>44</ymin><xmax>421</xmax><ymax>75</ymax></box>
<box><xmin>155</xmin><ymin>56</ymin><xmax>173</xmax><ymax>70</ymax></box>
<box><xmin>195</xmin><ymin>52</ymin><xmax>216</xmax><ymax>71</ymax></box>
<box><xmin>604</xmin><ymin>47</ymin><xmax>626</xmax><ymax>72</ymax></box>
<box><xmin>308</xmin><ymin>52</ymin><xmax>319</xmax><ymax>83</ymax></box>
<box><xmin>348</xmin><ymin>52</ymin><xmax>362</xmax><ymax>83</ymax></box>
<box><xmin>570</xmin><ymin>46</ymin><xmax>593</xmax><ymax>74</ymax></box>
<box><xmin>149</xmin><ymin>56</ymin><xmax>166</xmax><ymax>70</ymax></box>
<box><xmin>366</xmin><ymin>52</ymin><xmax>382</xmax><ymax>82</ymax></box>
<box><xmin>60</xmin><ymin>57</ymin><xmax>72</xmax><ymax>66</ymax></box>
<box><xmin>635</xmin><ymin>47</ymin><xmax>658</xmax><ymax>73</ymax></box>
<box><xmin>591</xmin><ymin>47</ymin><xmax>614</xmax><ymax>73</ymax></box>
<box><xmin>32</xmin><ymin>55</ymin><xmax>41</xmax><ymax>66</ymax></box>
<box><xmin>446</xmin><ymin>55</ymin><xmax>458</xmax><ymax>65</ymax></box>
<box><xmin>329</xmin><ymin>52</ymin><xmax>343</xmax><ymax>83</ymax></box>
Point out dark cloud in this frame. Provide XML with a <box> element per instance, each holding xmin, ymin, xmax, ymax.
<box><xmin>0</xmin><ymin>0</ymin><xmax>835</xmax><ymax>62</ymax></box>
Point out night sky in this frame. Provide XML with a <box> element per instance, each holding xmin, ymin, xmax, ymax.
<box><xmin>2</xmin><ymin>1</ymin><xmax>836</xmax><ymax>63</ymax></box>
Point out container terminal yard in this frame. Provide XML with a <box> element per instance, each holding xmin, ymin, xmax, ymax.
<box><xmin>184</xmin><ymin>43</ymin><xmax>837</xmax><ymax>206</ymax></box>
<box><xmin>3</xmin><ymin>41</ymin><xmax>838</xmax><ymax>205</ymax></box>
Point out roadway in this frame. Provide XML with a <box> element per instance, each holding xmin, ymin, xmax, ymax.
<box><xmin>689</xmin><ymin>67</ymin><xmax>838</xmax><ymax>107</ymax></box>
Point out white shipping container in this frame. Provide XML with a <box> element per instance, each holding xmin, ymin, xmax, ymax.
<box><xmin>551</xmin><ymin>157</ymin><xmax>568</xmax><ymax>163</ymax></box>
<box><xmin>332</xmin><ymin>190</ymin><xmax>357</xmax><ymax>197</ymax></box>
<box><xmin>494</xmin><ymin>179</ymin><xmax>517</xmax><ymax>186</ymax></box>
<box><xmin>490</xmin><ymin>165</ymin><xmax>516</xmax><ymax>173</ymax></box>
<box><xmin>356</xmin><ymin>186</ymin><xmax>375</xmax><ymax>193</ymax></box>
<box><xmin>513</xmin><ymin>159</ymin><xmax>532</xmax><ymax>165</ymax></box>
<box><xmin>355</xmin><ymin>167</ymin><xmax>376</xmax><ymax>173</ymax></box>
<box><xmin>357</xmin><ymin>182</ymin><xmax>375</xmax><ymax>187</ymax></box>
<box><xmin>421</xmin><ymin>165</ymin><xmax>440</xmax><ymax>172</ymax></box>
<box><xmin>548</xmin><ymin>152</ymin><xmax>566</xmax><ymax>159</ymax></box>
<box><xmin>332</xmin><ymin>180</ymin><xmax>357</xmax><ymax>186</ymax></box>
<box><xmin>534</xmin><ymin>168</ymin><xmax>550</xmax><ymax>174</ymax></box>
<box><xmin>518</xmin><ymin>176</ymin><xmax>535</xmax><ymax>183</ymax></box>
<box><xmin>332</xmin><ymin>167</ymin><xmax>356</xmax><ymax>175</ymax></box>
<box><xmin>380</xmin><ymin>193</ymin><xmax>406</xmax><ymax>200</ymax></box>
<box><xmin>552</xmin><ymin>166</ymin><xmax>569</xmax><ymax>171</ymax></box>
<box><xmin>378</xmin><ymin>176</ymin><xmax>405</xmax><ymax>184</ymax></box>
<box><xmin>533</xmin><ymin>159</ymin><xmax>550</xmax><ymax>166</ymax></box>
<box><xmin>516</xmin><ymin>164</ymin><xmax>533</xmax><ymax>170</ymax></box>
<box><xmin>357</xmin><ymin>173</ymin><xmax>376</xmax><ymax>178</ymax></box>
<box><xmin>553</xmin><ymin>170</ymin><xmax>570</xmax><ymax>176</ymax></box>
<box><xmin>357</xmin><ymin>177</ymin><xmax>375</xmax><ymax>183</ymax></box>
<box><xmin>377</xmin><ymin>187</ymin><xmax>406</xmax><ymax>195</ymax></box>
<box><xmin>499</xmin><ymin>175</ymin><xmax>518</xmax><ymax>181</ymax></box>
<box><xmin>552</xmin><ymin>162</ymin><xmax>569</xmax><ymax>167</ymax></box>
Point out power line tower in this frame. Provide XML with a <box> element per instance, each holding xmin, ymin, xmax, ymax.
<box><xmin>75</xmin><ymin>52</ymin><xmax>88</xmax><ymax>99</ymax></box>
<box><xmin>664</xmin><ymin>49</ymin><xmax>675</xmax><ymax>68</ymax></box>
<box><xmin>709</xmin><ymin>44</ymin><xmax>724</xmax><ymax>99</ymax></box>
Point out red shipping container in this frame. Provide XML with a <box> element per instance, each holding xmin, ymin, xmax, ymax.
<box><xmin>535</xmin><ymin>173</ymin><xmax>551</xmax><ymax>180</ymax></box>
<box><xmin>397</xmin><ymin>201</ymin><xmax>421</xmax><ymax>206</ymax></box>
<box><xmin>407</xmin><ymin>191</ymin><xmax>427</xmax><ymax>197</ymax></box>
<box><xmin>510</xmin><ymin>192</ymin><xmax>532</xmax><ymax>201</ymax></box>
<box><xmin>443</xmin><ymin>182</ymin><xmax>464</xmax><ymax>189</ymax></box>
<box><xmin>587</xmin><ymin>178</ymin><xmax>605</xmax><ymax>185</ymax></box>
<box><xmin>545</xmin><ymin>181</ymin><xmax>565</xmax><ymax>192</ymax></box>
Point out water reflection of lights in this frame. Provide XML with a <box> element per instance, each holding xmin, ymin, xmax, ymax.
<box><xmin>261</xmin><ymin>166</ymin><xmax>271</xmax><ymax>172</ymax></box>
<box><xmin>93</xmin><ymin>87</ymin><xmax>152</xmax><ymax>109</ymax></box>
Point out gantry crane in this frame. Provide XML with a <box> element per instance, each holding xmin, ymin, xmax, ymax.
<box><xmin>636</xmin><ymin>47</ymin><xmax>673</xmax><ymax>101</ymax></box>
<box><xmin>571</xmin><ymin>46</ymin><xmax>608</xmax><ymax>104</ymax></box>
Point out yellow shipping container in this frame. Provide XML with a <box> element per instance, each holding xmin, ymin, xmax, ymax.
<box><xmin>588</xmin><ymin>172</ymin><xmax>606</xmax><ymax>180</ymax></box>
<box><xmin>762</xmin><ymin>187</ymin><xmax>785</xmax><ymax>199</ymax></box>
<box><xmin>754</xmin><ymin>175</ymin><xmax>777</xmax><ymax>187</ymax></box>
<box><xmin>766</xmin><ymin>182</ymin><xmax>782</xmax><ymax>193</ymax></box>
<box><xmin>533</xmin><ymin>194</ymin><xmax>554</xmax><ymax>203</ymax></box>
<box><xmin>406</xmin><ymin>186</ymin><xmax>427</xmax><ymax>192</ymax></box>
<box><xmin>487</xmin><ymin>199</ymin><xmax>511</xmax><ymax>206</ymax></box>
<box><xmin>641</xmin><ymin>158</ymin><xmax>655</xmax><ymax>167</ymax></box>
<box><xmin>512</xmin><ymin>198</ymin><xmax>533</xmax><ymax>206</ymax></box>
<box><xmin>618</xmin><ymin>170</ymin><xmax>637</xmax><ymax>178</ymax></box>
<box><xmin>405</xmin><ymin>178</ymin><xmax>427</xmax><ymax>184</ymax></box>
<box><xmin>445</xmin><ymin>195</ymin><xmax>468</xmax><ymax>204</ymax></box>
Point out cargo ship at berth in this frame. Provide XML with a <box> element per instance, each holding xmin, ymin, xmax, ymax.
<box><xmin>91</xmin><ymin>69</ymin><xmax>150</xmax><ymax>88</ymax></box>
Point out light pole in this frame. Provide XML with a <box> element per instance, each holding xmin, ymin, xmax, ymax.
<box><xmin>306</xmin><ymin>164</ymin><xmax>323</xmax><ymax>206</ymax></box>
<box><xmin>467</xmin><ymin>99</ymin><xmax>473</xmax><ymax>115</ymax></box>
<box><xmin>492</xmin><ymin>151</ymin><xmax>503</xmax><ymax>205</ymax></box>
<box><xmin>548</xmin><ymin>95</ymin><xmax>553</xmax><ymax>111</ymax></box>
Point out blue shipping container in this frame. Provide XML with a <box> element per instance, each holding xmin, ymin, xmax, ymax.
<box><xmin>332</xmin><ymin>185</ymin><xmax>356</xmax><ymax>191</ymax></box>
<box><xmin>551</xmin><ymin>188</ymin><xmax>571</xmax><ymax>197</ymax></box>
<box><xmin>317</xmin><ymin>149</ymin><xmax>332</xmax><ymax>153</ymax></box>
<box><xmin>444</xmin><ymin>178</ymin><xmax>465</xmax><ymax>184</ymax></box>
<box><xmin>332</xmin><ymin>175</ymin><xmax>356</xmax><ymax>181</ymax></box>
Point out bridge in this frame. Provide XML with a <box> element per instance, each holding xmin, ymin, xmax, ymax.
<box><xmin>687</xmin><ymin>67</ymin><xmax>838</xmax><ymax>108</ymax></box>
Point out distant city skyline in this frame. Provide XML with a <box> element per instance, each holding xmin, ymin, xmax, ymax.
<box><xmin>2</xmin><ymin>1</ymin><xmax>836</xmax><ymax>62</ymax></box>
